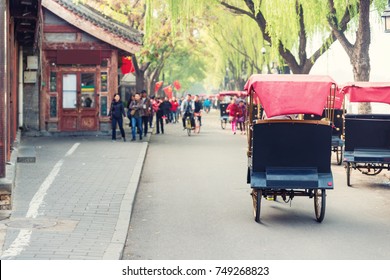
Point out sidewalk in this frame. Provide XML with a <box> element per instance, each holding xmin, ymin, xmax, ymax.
<box><xmin>0</xmin><ymin>132</ymin><xmax>149</xmax><ymax>260</ymax></box>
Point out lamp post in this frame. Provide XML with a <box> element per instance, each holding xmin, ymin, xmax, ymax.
<box><xmin>382</xmin><ymin>0</ymin><xmax>390</xmax><ymax>33</ymax></box>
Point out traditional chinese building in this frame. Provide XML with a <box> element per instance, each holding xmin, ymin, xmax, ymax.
<box><xmin>40</xmin><ymin>0</ymin><xmax>142</xmax><ymax>132</ymax></box>
<box><xmin>0</xmin><ymin>0</ymin><xmax>142</xmax><ymax>180</ymax></box>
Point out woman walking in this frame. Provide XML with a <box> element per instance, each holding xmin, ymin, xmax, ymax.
<box><xmin>237</xmin><ymin>100</ymin><xmax>247</xmax><ymax>135</ymax></box>
<box><xmin>109</xmin><ymin>94</ymin><xmax>126</xmax><ymax>142</ymax></box>
<box><xmin>226</xmin><ymin>98</ymin><xmax>239</xmax><ymax>135</ymax></box>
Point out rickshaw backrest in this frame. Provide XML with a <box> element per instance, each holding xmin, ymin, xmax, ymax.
<box><xmin>303</xmin><ymin>109</ymin><xmax>345</xmax><ymax>137</ymax></box>
<box><xmin>345</xmin><ymin>114</ymin><xmax>390</xmax><ymax>151</ymax></box>
<box><xmin>220</xmin><ymin>103</ymin><xmax>228</xmax><ymax>117</ymax></box>
<box><xmin>252</xmin><ymin>122</ymin><xmax>332</xmax><ymax>173</ymax></box>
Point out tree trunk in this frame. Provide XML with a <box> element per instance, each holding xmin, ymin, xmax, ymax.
<box><xmin>131</xmin><ymin>54</ymin><xmax>149</xmax><ymax>93</ymax></box>
<box><xmin>352</xmin><ymin>51</ymin><xmax>371</xmax><ymax>113</ymax></box>
<box><xmin>328</xmin><ymin>0</ymin><xmax>372</xmax><ymax>113</ymax></box>
<box><xmin>135</xmin><ymin>71</ymin><xmax>145</xmax><ymax>92</ymax></box>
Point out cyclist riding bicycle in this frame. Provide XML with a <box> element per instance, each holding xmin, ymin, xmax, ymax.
<box><xmin>182</xmin><ymin>94</ymin><xmax>195</xmax><ymax>129</ymax></box>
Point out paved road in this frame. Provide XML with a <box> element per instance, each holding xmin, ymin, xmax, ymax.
<box><xmin>124</xmin><ymin>110</ymin><xmax>390</xmax><ymax>260</ymax></box>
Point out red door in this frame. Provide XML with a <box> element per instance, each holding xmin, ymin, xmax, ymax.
<box><xmin>60</xmin><ymin>73</ymin><xmax>98</xmax><ymax>131</ymax></box>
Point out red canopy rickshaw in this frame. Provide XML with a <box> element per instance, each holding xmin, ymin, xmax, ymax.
<box><xmin>340</xmin><ymin>82</ymin><xmax>390</xmax><ymax>186</ymax></box>
<box><xmin>244</xmin><ymin>74</ymin><xmax>337</xmax><ymax>223</ymax></box>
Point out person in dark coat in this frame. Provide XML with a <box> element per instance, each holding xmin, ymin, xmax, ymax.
<box><xmin>109</xmin><ymin>94</ymin><xmax>126</xmax><ymax>141</ymax></box>
<box><xmin>161</xmin><ymin>96</ymin><xmax>172</xmax><ymax>124</ymax></box>
<box><xmin>129</xmin><ymin>92</ymin><xmax>144</xmax><ymax>141</ymax></box>
<box><xmin>141</xmin><ymin>90</ymin><xmax>152</xmax><ymax>137</ymax></box>
<box><xmin>155</xmin><ymin>97</ymin><xmax>164</xmax><ymax>134</ymax></box>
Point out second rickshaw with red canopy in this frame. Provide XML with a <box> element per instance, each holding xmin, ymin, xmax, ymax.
<box><xmin>218</xmin><ymin>90</ymin><xmax>248</xmax><ymax>129</ymax></box>
<box><xmin>340</xmin><ymin>82</ymin><xmax>390</xmax><ymax>187</ymax></box>
<box><xmin>245</xmin><ymin>74</ymin><xmax>337</xmax><ymax>223</ymax></box>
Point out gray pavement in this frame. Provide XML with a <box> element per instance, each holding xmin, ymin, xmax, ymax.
<box><xmin>0</xmin><ymin>129</ymin><xmax>148</xmax><ymax>260</ymax></box>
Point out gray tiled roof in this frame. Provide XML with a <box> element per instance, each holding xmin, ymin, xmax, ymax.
<box><xmin>54</xmin><ymin>0</ymin><xmax>143</xmax><ymax>45</ymax></box>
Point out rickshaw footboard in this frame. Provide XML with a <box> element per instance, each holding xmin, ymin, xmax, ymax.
<box><xmin>250</xmin><ymin>169</ymin><xmax>333</xmax><ymax>189</ymax></box>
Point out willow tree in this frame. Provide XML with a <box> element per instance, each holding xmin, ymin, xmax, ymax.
<box><xmin>162</xmin><ymin>0</ymin><xmax>353</xmax><ymax>74</ymax></box>
<box><xmin>327</xmin><ymin>0</ymin><xmax>388</xmax><ymax>113</ymax></box>
<box><xmin>207</xmin><ymin>8</ymin><xmax>277</xmax><ymax>90</ymax></box>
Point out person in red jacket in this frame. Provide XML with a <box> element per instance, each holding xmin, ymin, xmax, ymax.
<box><xmin>226</xmin><ymin>98</ymin><xmax>239</xmax><ymax>134</ymax></box>
<box><xmin>170</xmin><ymin>97</ymin><xmax>180</xmax><ymax>123</ymax></box>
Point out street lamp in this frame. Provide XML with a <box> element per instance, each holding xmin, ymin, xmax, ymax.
<box><xmin>382</xmin><ymin>0</ymin><xmax>390</xmax><ymax>33</ymax></box>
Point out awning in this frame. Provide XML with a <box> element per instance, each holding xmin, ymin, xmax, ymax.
<box><xmin>340</xmin><ymin>82</ymin><xmax>390</xmax><ymax>104</ymax></box>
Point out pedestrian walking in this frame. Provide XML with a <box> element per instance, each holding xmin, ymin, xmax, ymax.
<box><xmin>155</xmin><ymin>97</ymin><xmax>164</xmax><ymax>134</ymax></box>
<box><xmin>129</xmin><ymin>93</ymin><xmax>144</xmax><ymax>141</ymax></box>
<box><xmin>126</xmin><ymin>94</ymin><xmax>135</xmax><ymax>128</ymax></box>
<box><xmin>226</xmin><ymin>98</ymin><xmax>239</xmax><ymax>135</ymax></box>
<box><xmin>170</xmin><ymin>97</ymin><xmax>180</xmax><ymax>123</ymax></box>
<box><xmin>203</xmin><ymin>98</ymin><xmax>211</xmax><ymax>113</ymax></box>
<box><xmin>149</xmin><ymin>95</ymin><xmax>156</xmax><ymax>128</ymax></box>
<box><xmin>161</xmin><ymin>96</ymin><xmax>172</xmax><ymax>124</ymax></box>
<box><xmin>109</xmin><ymin>93</ymin><xmax>126</xmax><ymax>141</ymax></box>
<box><xmin>194</xmin><ymin>95</ymin><xmax>203</xmax><ymax>126</ymax></box>
<box><xmin>141</xmin><ymin>90</ymin><xmax>152</xmax><ymax>137</ymax></box>
<box><xmin>237</xmin><ymin>100</ymin><xmax>247</xmax><ymax>134</ymax></box>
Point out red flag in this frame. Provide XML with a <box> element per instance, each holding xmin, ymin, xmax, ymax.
<box><xmin>163</xmin><ymin>86</ymin><xmax>173</xmax><ymax>99</ymax></box>
<box><xmin>121</xmin><ymin>56</ymin><xmax>135</xmax><ymax>74</ymax></box>
<box><xmin>173</xmin><ymin>80</ymin><xmax>181</xmax><ymax>90</ymax></box>
<box><xmin>154</xmin><ymin>81</ymin><xmax>163</xmax><ymax>93</ymax></box>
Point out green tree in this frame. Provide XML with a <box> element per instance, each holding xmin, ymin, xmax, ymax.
<box><xmin>327</xmin><ymin>0</ymin><xmax>388</xmax><ymax>113</ymax></box>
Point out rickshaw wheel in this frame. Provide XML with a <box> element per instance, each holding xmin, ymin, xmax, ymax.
<box><xmin>221</xmin><ymin>119</ymin><xmax>227</xmax><ymax>129</ymax></box>
<box><xmin>357</xmin><ymin>163</ymin><xmax>383</xmax><ymax>176</ymax></box>
<box><xmin>314</xmin><ymin>189</ymin><xmax>326</xmax><ymax>223</ymax></box>
<box><xmin>252</xmin><ymin>189</ymin><xmax>262</xmax><ymax>223</ymax></box>
<box><xmin>336</xmin><ymin>147</ymin><xmax>343</xmax><ymax>165</ymax></box>
<box><xmin>346</xmin><ymin>163</ymin><xmax>352</xmax><ymax>187</ymax></box>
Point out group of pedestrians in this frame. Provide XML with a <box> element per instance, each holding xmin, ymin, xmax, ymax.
<box><xmin>226</xmin><ymin>97</ymin><xmax>247</xmax><ymax>135</ymax></box>
<box><xmin>109</xmin><ymin>91</ymin><xmax>210</xmax><ymax>141</ymax></box>
<box><xmin>109</xmin><ymin>90</ymin><xmax>153</xmax><ymax>142</ymax></box>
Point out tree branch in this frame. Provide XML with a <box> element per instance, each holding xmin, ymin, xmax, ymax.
<box><xmin>219</xmin><ymin>0</ymin><xmax>256</xmax><ymax>20</ymax></box>
<box><xmin>327</xmin><ymin>0</ymin><xmax>354</xmax><ymax>55</ymax></box>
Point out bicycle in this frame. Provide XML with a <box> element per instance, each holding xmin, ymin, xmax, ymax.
<box><xmin>185</xmin><ymin>116</ymin><xmax>192</xmax><ymax>136</ymax></box>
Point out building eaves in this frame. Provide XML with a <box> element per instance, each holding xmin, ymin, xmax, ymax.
<box><xmin>53</xmin><ymin>0</ymin><xmax>143</xmax><ymax>45</ymax></box>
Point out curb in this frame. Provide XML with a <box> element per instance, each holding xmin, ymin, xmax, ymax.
<box><xmin>103</xmin><ymin>141</ymin><xmax>149</xmax><ymax>260</ymax></box>
<box><xmin>0</xmin><ymin>130</ymin><xmax>21</xmax><ymax>208</ymax></box>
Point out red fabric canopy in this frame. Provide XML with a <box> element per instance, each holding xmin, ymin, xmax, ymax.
<box><xmin>340</xmin><ymin>82</ymin><xmax>390</xmax><ymax>104</ymax></box>
<box><xmin>244</xmin><ymin>74</ymin><xmax>336</xmax><ymax>118</ymax></box>
<box><xmin>218</xmin><ymin>91</ymin><xmax>248</xmax><ymax>97</ymax></box>
<box><xmin>333</xmin><ymin>87</ymin><xmax>344</xmax><ymax>109</ymax></box>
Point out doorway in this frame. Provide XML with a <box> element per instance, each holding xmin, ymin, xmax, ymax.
<box><xmin>60</xmin><ymin>72</ymin><xmax>98</xmax><ymax>131</ymax></box>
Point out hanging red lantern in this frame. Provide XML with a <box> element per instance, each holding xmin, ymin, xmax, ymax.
<box><xmin>173</xmin><ymin>80</ymin><xmax>181</xmax><ymax>90</ymax></box>
<box><xmin>121</xmin><ymin>56</ymin><xmax>135</xmax><ymax>74</ymax></box>
<box><xmin>163</xmin><ymin>86</ymin><xmax>173</xmax><ymax>99</ymax></box>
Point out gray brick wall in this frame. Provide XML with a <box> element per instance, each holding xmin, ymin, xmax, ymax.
<box><xmin>23</xmin><ymin>82</ymin><xmax>40</xmax><ymax>131</ymax></box>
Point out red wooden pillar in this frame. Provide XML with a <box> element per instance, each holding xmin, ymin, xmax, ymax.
<box><xmin>0</xmin><ymin>0</ymin><xmax>9</xmax><ymax>178</ymax></box>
